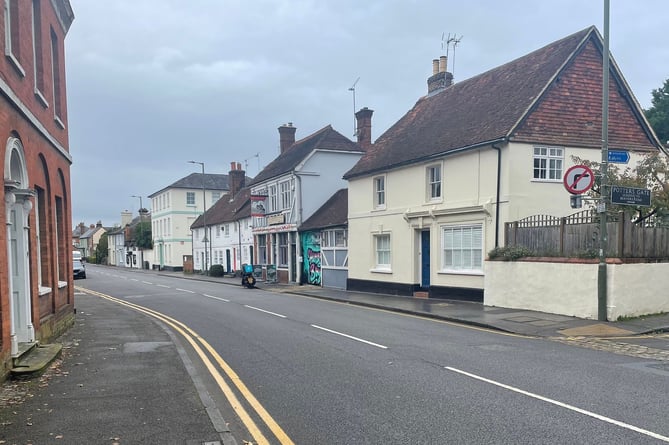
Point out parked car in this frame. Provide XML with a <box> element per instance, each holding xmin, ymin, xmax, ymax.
<box><xmin>73</xmin><ymin>259</ymin><xmax>86</xmax><ymax>279</ymax></box>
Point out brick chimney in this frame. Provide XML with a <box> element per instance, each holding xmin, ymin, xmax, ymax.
<box><xmin>355</xmin><ymin>107</ymin><xmax>374</xmax><ymax>150</ymax></box>
<box><xmin>427</xmin><ymin>56</ymin><xmax>453</xmax><ymax>95</ymax></box>
<box><xmin>278</xmin><ymin>123</ymin><xmax>296</xmax><ymax>153</ymax></box>
<box><xmin>228</xmin><ymin>161</ymin><xmax>246</xmax><ymax>198</ymax></box>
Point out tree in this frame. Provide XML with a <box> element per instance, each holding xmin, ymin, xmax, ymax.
<box><xmin>95</xmin><ymin>233</ymin><xmax>109</xmax><ymax>264</ymax></box>
<box><xmin>132</xmin><ymin>221</ymin><xmax>153</xmax><ymax>249</ymax></box>
<box><xmin>645</xmin><ymin>78</ymin><xmax>669</xmax><ymax>145</ymax></box>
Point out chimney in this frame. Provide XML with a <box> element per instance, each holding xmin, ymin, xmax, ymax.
<box><xmin>439</xmin><ymin>55</ymin><xmax>447</xmax><ymax>73</ymax></box>
<box><xmin>355</xmin><ymin>107</ymin><xmax>374</xmax><ymax>150</ymax></box>
<box><xmin>96</xmin><ymin>220</ymin><xmax>102</xmax><ymax>228</ymax></box>
<box><xmin>427</xmin><ymin>56</ymin><xmax>453</xmax><ymax>95</ymax></box>
<box><xmin>228</xmin><ymin>161</ymin><xmax>246</xmax><ymax>198</ymax></box>
<box><xmin>278</xmin><ymin>123</ymin><xmax>296</xmax><ymax>153</ymax></box>
<box><xmin>121</xmin><ymin>210</ymin><xmax>133</xmax><ymax>227</ymax></box>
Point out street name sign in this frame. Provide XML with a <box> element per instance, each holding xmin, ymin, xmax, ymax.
<box><xmin>610</xmin><ymin>186</ymin><xmax>651</xmax><ymax>206</ymax></box>
<box><xmin>563</xmin><ymin>165</ymin><xmax>595</xmax><ymax>195</ymax></box>
<box><xmin>608</xmin><ymin>149</ymin><xmax>630</xmax><ymax>164</ymax></box>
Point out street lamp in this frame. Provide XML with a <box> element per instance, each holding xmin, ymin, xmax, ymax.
<box><xmin>188</xmin><ymin>160</ymin><xmax>208</xmax><ymax>275</ymax></box>
<box><xmin>131</xmin><ymin>195</ymin><xmax>144</xmax><ymax>269</ymax></box>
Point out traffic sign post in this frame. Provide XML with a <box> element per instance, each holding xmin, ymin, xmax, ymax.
<box><xmin>563</xmin><ymin>165</ymin><xmax>595</xmax><ymax>195</ymax></box>
<box><xmin>608</xmin><ymin>149</ymin><xmax>630</xmax><ymax>164</ymax></box>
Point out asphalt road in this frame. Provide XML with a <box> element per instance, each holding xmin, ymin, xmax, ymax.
<box><xmin>80</xmin><ymin>265</ymin><xmax>669</xmax><ymax>444</ymax></box>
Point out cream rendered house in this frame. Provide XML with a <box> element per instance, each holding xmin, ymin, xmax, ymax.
<box><xmin>149</xmin><ymin>172</ymin><xmax>230</xmax><ymax>271</ymax></box>
<box><xmin>344</xmin><ymin>27</ymin><xmax>663</xmax><ymax>301</ymax></box>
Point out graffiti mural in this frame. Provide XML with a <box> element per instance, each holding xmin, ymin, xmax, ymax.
<box><xmin>301</xmin><ymin>231</ymin><xmax>321</xmax><ymax>285</ymax></box>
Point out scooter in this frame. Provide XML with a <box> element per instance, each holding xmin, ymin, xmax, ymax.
<box><xmin>241</xmin><ymin>264</ymin><xmax>256</xmax><ymax>289</ymax></box>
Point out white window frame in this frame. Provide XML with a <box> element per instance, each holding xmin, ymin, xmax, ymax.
<box><xmin>373</xmin><ymin>175</ymin><xmax>386</xmax><ymax>209</ymax></box>
<box><xmin>269</xmin><ymin>184</ymin><xmax>278</xmax><ymax>212</ymax></box>
<box><xmin>533</xmin><ymin>146</ymin><xmax>564</xmax><ymax>181</ymax></box>
<box><xmin>211</xmin><ymin>191</ymin><xmax>221</xmax><ymax>202</ymax></box>
<box><xmin>426</xmin><ymin>164</ymin><xmax>442</xmax><ymax>201</ymax></box>
<box><xmin>4</xmin><ymin>0</ymin><xmax>25</xmax><ymax>76</ymax></box>
<box><xmin>441</xmin><ymin>224</ymin><xmax>483</xmax><ymax>273</ymax></box>
<box><xmin>372</xmin><ymin>233</ymin><xmax>391</xmax><ymax>272</ymax></box>
<box><xmin>186</xmin><ymin>191</ymin><xmax>196</xmax><ymax>206</ymax></box>
<box><xmin>280</xmin><ymin>180</ymin><xmax>291</xmax><ymax>210</ymax></box>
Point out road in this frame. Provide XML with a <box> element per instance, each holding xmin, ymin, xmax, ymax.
<box><xmin>78</xmin><ymin>265</ymin><xmax>669</xmax><ymax>444</ymax></box>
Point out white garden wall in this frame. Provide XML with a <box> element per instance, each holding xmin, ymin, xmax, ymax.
<box><xmin>485</xmin><ymin>260</ymin><xmax>669</xmax><ymax>320</ymax></box>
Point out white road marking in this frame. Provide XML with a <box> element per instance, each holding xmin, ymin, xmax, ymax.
<box><xmin>176</xmin><ymin>288</ymin><xmax>195</xmax><ymax>294</ymax></box>
<box><xmin>156</xmin><ymin>284</ymin><xmax>170</xmax><ymax>288</ymax></box>
<box><xmin>244</xmin><ymin>305</ymin><xmax>287</xmax><ymax>318</ymax></box>
<box><xmin>130</xmin><ymin>278</ymin><xmax>139</xmax><ymax>282</ymax></box>
<box><xmin>445</xmin><ymin>366</ymin><xmax>669</xmax><ymax>443</ymax></box>
<box><xmin>311</xmin><ymin>324</ymin><xmax>388</xmax><ymax>349</ymax></box>
<box><xmin>204</xmin><ymin>294</ymin><xmax>230</xmax><ymax>302</ymax></box>
<box><xmin>142</xmin><ymin>281</ymin><xmax>153</xmax><ymax>285</ymax></box>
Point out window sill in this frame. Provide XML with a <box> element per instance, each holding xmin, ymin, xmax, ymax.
<box><xmin>54</xmin><ymin>115</ymin><xmax>65</xmax><ymax>129</ymax></box>
<box><xmin>34</xmin><ymin>88</ymin><xmax>49</xmax><ymax>108</ymax></box>
<box><xmin>530</xmin><ymin>178</ymin><xmax>562</xmax><ymax>183</ymax></box>
<box><xmin>438</xmin><ymin>269</ymin><xmax>484</xmax><ymax>276</ymax></box>
<box><xmin>39</xmin><ymin>286</ymin><xmax>52</xmax><ymax>296</ymax></box>
<box><xmin>6</xmin><ymin>53</ymin><xmax>25</xmax><ymax>77</ymax></box>
<box><xmin>58</xmin><ymin>281</ymin><xmax>67</xmax><ymax>289</ymax></box>
<box><xmin>372</xmin><ymin>206</ymin><xmax>386</xmax><ymax>212</ymax></box>
<box><xmin>370</xmin><ymin>267</ymin><xmax>392</xmax><ymax>274</ymax></box>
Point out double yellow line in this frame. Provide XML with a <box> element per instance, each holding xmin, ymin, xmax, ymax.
<box><xmin>77</xmin><ymin>286</ymin><xmax>294</xmax><ymax>445</ymax></box>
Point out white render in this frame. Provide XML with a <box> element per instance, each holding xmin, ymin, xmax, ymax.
<box><xmin>347</xmin><ymin>141</ymin><xmax>629</xmax><ymax>293</ymax></box>
<box><xmin>192</xmin><ymin>217</ymin><xmax>254</xmax><ymax>273</ymax></box>
<box><xmin>485</xmin><ymin>260</ymin><xmax>669</xmax><ymax>320</ymax></box>
<box><xmin>252</xmin><ymin>149</ymin><xmax>363</xmax><ymax>283</ymax></box>
<box><xmin>150</xmin><ymin>187</ymin><xmax>221</xmax><ymax>270</ymax></box>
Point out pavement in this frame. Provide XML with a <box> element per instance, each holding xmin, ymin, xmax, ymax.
<box><xmin>2</xmin><ymin>266</ymin><xmax>668</xmax><ymax>445</ymax></box>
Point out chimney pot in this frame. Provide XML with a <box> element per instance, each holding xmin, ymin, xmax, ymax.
<box><xmin>432</xmin><ymin>59</ymin><xmax>439</xmax><ymax>75</ymax></box>
<box><xmin>439</xmin><ymin>55</ymin><xmax>447</xmax><ymax>73</ymax></box>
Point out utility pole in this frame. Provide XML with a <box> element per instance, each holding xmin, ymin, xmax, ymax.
<box><xmin>131</xmin><ymin>195</ymin><xmax>144</xmax><ymax>269</ymax></box>
<box><xmin>188</xmin><ymin>160</ymin><xmax>208</xmax><ymax>275</ymax></box>
<box><xmin>597</xmin><ymin>0</ymin><xmax>610</xmax><ymax>321</ymax></box>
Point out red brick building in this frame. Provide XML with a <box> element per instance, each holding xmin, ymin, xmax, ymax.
<box><xmin>0</xmin><ymin>0</ymin><xmax>75</xmax><ymax>378</ymax></box>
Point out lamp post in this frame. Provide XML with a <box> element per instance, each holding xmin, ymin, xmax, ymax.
<box><xmin>188</xmin><ymin>160</ymin><xmax>208</xmax><ymax>275</ymax></box>
<box><xmin>131</xmin><ymin>195</ymin><xmax>144</xmax><ymax>269</ymax></box>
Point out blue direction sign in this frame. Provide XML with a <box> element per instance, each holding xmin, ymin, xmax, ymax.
<box><xmin>608</xmin><ymin>149</ymin><xmax>630</xmax><ymax>164</ymax></box>
<box><xmin>611</xmin><ymin>186</ymin><xmax>651</xmax><ymax>206</ymax></box>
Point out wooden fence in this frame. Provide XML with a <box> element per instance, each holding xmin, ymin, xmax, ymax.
<box><xmin>504</xmin><ymin>210</ymin><xmax>669</xmax><ymax>259</ymax></box>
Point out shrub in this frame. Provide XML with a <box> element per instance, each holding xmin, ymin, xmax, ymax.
<box><xmin>488</xmin><ymin>246</ymin><xmax>534</xmax><ymax>261</ymax></box>
<box><xmin>209</xmin><ymin>264</ymin><xmax>225</xmax><ymax>277</ymax></box>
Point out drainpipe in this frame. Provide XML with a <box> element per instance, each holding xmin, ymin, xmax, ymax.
<box><xmin>492</xmin><ymin>142</ymin><xmax>503</xmax><ymax>248</ymax></box>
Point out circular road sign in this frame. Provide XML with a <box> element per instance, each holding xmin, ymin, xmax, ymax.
<box><xmin>563</xmin><ymin>165</ymin><xmax>595</xmax><ymax>195</ymax></box>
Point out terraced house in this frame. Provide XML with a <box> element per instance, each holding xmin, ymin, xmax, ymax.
<box><xmin>1</xmin><ymin>0</ymin><xmax>75</xmax><ymax>377</ymax></box>
<box><xmin>344</xmin><ymin>26</ymin><xmax>663</xmax><ymax>301</ymax></box>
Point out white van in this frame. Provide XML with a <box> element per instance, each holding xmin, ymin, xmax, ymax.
<box><xmin>73</xmin><ymin>250</ymin><xmax>82</xmax><ymax>261</ymax></box>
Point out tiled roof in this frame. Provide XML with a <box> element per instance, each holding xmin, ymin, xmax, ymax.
<box><xmin>191</xmin><ymin>188</ymin><xmax>251</xmax><ymax>229</ymax></box>
<box><xmin>344</xmin><ymin>26</ymin><xmax>661</xmax><ymax>179</ymax></box>
<box><xmin>249</xmin><ymin>126</ymin><xmax>362</xmax><ymax>186</ymax></box>
<box><xmin>149</xmin><ymin>173</ymin><xmax>230</xmax><ymax>198</ymax></box>
<box><xmin>300</xmin><ymin>189</ymin><xmax>348</xmax><ymax>231</ymax></box>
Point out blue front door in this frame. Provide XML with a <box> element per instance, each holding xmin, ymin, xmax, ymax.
<box><xmin>421</xmin><ymin>231</ymin><xmax>430</xmax><ymax>288</ymax></box>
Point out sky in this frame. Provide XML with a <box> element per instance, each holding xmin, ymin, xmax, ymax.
<box><xmin>65</xmin><ymin>0</ymin><xmax>669</xmax><ymax>228</ymax></box>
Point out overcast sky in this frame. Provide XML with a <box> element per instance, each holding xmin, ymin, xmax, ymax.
<box><xmin>65</xmin><ymin>0</ymin><xmax>668</xmax><ymax>228</ymax></box>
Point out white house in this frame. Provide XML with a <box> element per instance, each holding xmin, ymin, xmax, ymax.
<box><xmin>149</xmin><ymin>172</ymin><xmax>230</xmax><ymax>271</ymax></box>
<box><xmin>343</xmin><ymin>27</ymin><xmax>663</xmax><ymax>301</ymax></box>
<box><xmin>191</xmin><ymin>162</ymin><xmax>253</xmax><ymax>273</ymax></box>
<box><xmin>249</xmin><ymin>116</ymin><xmax>371</xmax><ymax>283</ymax></box>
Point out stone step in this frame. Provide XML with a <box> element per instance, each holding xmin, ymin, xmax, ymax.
<box><xmin>10</xmin><ymin>343</ymin><xmax>62</xmax><ymax>379</ymax></box>
<box><xmin>413</xmin><ymin>291</ymin><xmax>429</xmax><ymax>299</ymax></box>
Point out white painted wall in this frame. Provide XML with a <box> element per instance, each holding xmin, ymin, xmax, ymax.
<box><xmin>485</xmin><ymin>260</ymin><xmax>669</xmax><ymax>320</ymax></box>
